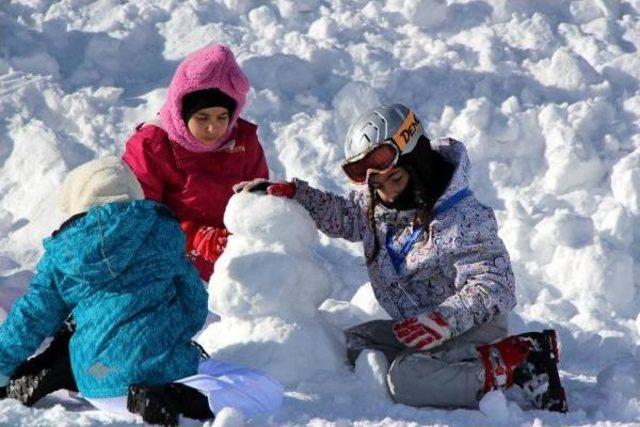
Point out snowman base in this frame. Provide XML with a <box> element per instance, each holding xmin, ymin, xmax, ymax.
<box><xmin>199</xmin><ymin>316</ymin><xmax>347</xmax><ymax>386</ymax></box>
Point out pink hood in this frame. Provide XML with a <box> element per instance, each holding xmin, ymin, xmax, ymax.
<box><xmin>159</xmin><ymin>44</ymin><xmax>250</xmax><ymax>153</ymax></box>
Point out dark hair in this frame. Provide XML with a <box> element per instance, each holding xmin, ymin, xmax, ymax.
<box><xmin>181</xmin><ymin>88</ymin><xmax>237</xmax><ymax>124</ymax></box>
<box><xmin>365</xmin><ymin>185</ymin><xmax>381</xmax><ymax>264</ymax></box>
<box><xmin>364</xmin><ymin>136</ymin><xmax>454</xmax><ymax>265</ymax></box>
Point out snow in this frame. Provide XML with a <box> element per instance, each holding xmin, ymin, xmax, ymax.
<box><xmin>200</xmin><ymin>193</ymin><xmax>345</xmax><ymax>386</ymax></box>
<box><xmin>597</xmin><ymin>360</ymin><xmax>640</xmax><ymax>422</ymax></box>
<box><xmin>611</xmin><ymin>148</ymin><xmax>640</xmax><ymax>215</ymax></box>
<box><xmin>478</xmin><ymin>390</ymin><xmax>510</xmax><ymax>422</ymax></box>
<box><xmin>353</xmin><ymin>350</ymin><xmax>391</xmax><ymax>401</ymax></box>
<box><xmin>1</xmin><ymin>0</ymin><xmax>640</xmax><ymax>425</ymax></box>
<box><xmin>212</xmin><ymin>407</ymin><xmax>245</xmax><ymax>427</ymax></box>
<box><xmin>222</xmin><ymin>192</ymin><xmax>319</xmax><ymax>252</ymax></box>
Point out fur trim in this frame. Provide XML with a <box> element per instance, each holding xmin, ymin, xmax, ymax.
<box><xmin>59</xmin><ymin>156</ymin><xmax>144</xmax><ymax>216</ymax></box>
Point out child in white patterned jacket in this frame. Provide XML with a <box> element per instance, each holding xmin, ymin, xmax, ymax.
<box><xmin>236</xmin><ymin>104</ymin><xmax>567</xmax><ymax>413</ymax></box>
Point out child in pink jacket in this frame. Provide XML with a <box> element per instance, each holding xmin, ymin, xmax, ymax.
<box><xmin>123</xmin><ymin>44</ymin><xmax>269</xmax><ymax>281</ymax></box>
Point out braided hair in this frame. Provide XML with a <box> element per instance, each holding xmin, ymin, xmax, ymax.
<box><xmin>364</xmin><ymin>136</ymin><xmax>454</xmax><ymax>265</ymax></box>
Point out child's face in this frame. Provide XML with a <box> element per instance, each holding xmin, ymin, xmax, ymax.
<box><xmin>187</xmin><ymin>107</ymin><xmax>231</xmax><ymax>145</ymax></box>
<box><xmin>368</xmin><ymin>167</ymin><xmax>410</xmax><ymax>204</ymax></box>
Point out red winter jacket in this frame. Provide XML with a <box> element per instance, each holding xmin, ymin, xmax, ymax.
<box><xmin>122</xmin><ymin>119</ymin><xmax>269</xmax><ymax>278</ymax></box>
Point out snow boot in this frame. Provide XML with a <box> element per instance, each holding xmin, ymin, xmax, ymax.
<box><xmin>127</xmin><ymin>382</ymin><xmax>214</xmax><ymax>426</ymax></box>
<box><xmin>5</xmin><ymin>320</ymin><xmax>77</xmax><ymax>406</ymax></box>
<box><xmin>477</xmin><ymin>329</ymin><xmax>567</xmax><ymax>413</ymax></box>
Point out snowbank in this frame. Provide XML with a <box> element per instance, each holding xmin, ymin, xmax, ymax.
<box><xmin>2</xmin><ymin>0</ymin><xmax>640</xmax><ymax>425</ymax></box>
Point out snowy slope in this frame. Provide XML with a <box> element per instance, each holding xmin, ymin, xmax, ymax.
<box><xmin>1</xmin><ymin>0</ymin><xmax>640</xmax><ymax>425</ymax></box>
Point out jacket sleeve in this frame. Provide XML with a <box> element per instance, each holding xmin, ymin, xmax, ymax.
<box><xmin>436</xmin><ymin>204</ymin><xmax>516</xmax><ymax>337</ymax></box>
<box><xmin>0</xmin><ymin>255</ymin><xmax>69</xmax><ymax>378</ymax></box>
<box><xmin>291</xmin><ymin>178</ymin><xmax>368</xmax><ymax>242</ymax></box>
<box><xmin>174</xmin><ymin>259</ymin><xmax>209</xmax><ymax>332</ymax></box>
<box><xmin>122</xmin><ymin>128</ymin><xmax>175</xmax><ymax>203</ymax></box>
<box><xmin>243</xmin><ymin>130</ymin><xmax>269</xmax><ymax>181</ymax></box>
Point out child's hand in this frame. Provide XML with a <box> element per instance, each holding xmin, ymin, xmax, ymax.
<box><xmin>233</xmin><ymin>178</ymin><xmax>269</xmax><ymax>193</ymax></box>
<box><xmin>392</xmin><ymin>312</ymin><xmax>452</xmax><ymax>351</ymax></box>
<box><xmin>267</xmin><ymin>182</ymin><xmax>296</xmax><ymax>198</ymax></box>
<box><xmin>233</xmin><ymin>179</ymin><xmax>296</xmax><ymax>199</ymax></box>
<box><xmin>180</xmin><ymin>222</ymin><xmax>230</xmax><ymax>264</ymax></box>
<box><xmin>192</xmin><ymin>226</ymin><xmax>230</xmax><ymax>263</ymax></box>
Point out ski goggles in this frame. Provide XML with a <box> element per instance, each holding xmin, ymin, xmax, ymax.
<box><xmin>341</xmin><ymin>111</ymin><xmax>421</xmax><ymax>184</ymax></box>
<box><xmin>341</xmin><ymin>141</ymin><xmax>400</xmax><ymax>184</ymax></box>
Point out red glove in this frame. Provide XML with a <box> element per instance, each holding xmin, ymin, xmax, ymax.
<box><xmin>266</xmin><ymin>182</ymin><xmax>296</xmax><ymax>198</ymax></box>
<box><xmin>392</xmin><ymin>312</ymin><xmax>452</xmax><ymax>351</ymax></box>
<box><xmin>180</xmin><ymin>221</ymin><xmax>199</xmax><ymax>254</ymax></box>
<box><xmin>192</xmin><ymin>226</ymin><xmax>230</xmax><ymax>263</ymax></box>
<box><xmin>233</xmin><ymin>179</ymin><xmax>296</xmax><ymax>199</ymax></box>
<box><xmin>180</xmin><ymin>222</ymin><xmax>230</xmax><ymax>263</ymax></box>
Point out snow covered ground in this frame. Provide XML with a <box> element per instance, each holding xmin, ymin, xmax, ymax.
<box><xmin>1</xmin><ymin>0</ymin><xmax>640</xmax><ymax>425</ymax></box>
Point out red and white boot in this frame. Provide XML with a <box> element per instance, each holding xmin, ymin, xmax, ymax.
<box><xmin>476</xmin><ymin>329</ymin><xmax>568</xmax><ymax>413</ymax></box>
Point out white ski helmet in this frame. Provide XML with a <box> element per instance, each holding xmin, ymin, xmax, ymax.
<box><xmin>344</xmin><ymin>103</ymin><xmax>427</xmax><ymax>161</ymax></box>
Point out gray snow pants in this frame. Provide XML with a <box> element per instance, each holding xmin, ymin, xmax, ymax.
<box><xmin>345</xmin><ymin>314</ymin><xmax>508</xmax><ymax>408</ymax></box>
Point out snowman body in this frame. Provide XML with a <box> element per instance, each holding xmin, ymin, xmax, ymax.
<box><xmin>199</xmin><ymin>192</ymin><xmax>346</xmax><ymax>385</ymax></box>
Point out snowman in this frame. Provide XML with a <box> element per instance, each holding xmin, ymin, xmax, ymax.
<box><xmin>198</xmin><ymin>191</ymin><xmax>346</xmax><ymax>385</ymax></box>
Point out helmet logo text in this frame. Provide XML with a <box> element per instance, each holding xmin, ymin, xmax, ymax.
<box><xmin>392</xmin><ymin>111</ymin><xmax>421</xmax><ymax>152</ymax></box>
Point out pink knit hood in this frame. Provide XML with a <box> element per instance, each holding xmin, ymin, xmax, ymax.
<box><xmin>159</xmin><ymin>44</ymin><xmax>250</xmax><ymax>153</ymax></box>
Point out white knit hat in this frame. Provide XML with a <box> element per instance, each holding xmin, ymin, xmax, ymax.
<box><xmin>59</xmin><ymin>156</ymin><xmax>144</xmax><ymax>216</ymax></box>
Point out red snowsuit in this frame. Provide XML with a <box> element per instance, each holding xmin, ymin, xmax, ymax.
<box><xmin>123</xmin><ymin>120</ymin><xmax>268</xmax><ymax>279</ymax></box>
<box><xmin>122</xmin><ymin>44</ymin><xmax>270</xmax><ymax>280</ymax></box>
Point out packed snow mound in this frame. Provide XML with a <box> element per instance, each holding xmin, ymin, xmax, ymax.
<box><xmin>211</xmin><ymin>193</ymin><xmax>331</xmax><ymax>317</ymax></box>
<box><xmin>200</xmin><ymin>316</ymin><xmax>346</xmax><ymax>386</ymax></box>
<box><xmin>611</xmin><ymin>148</ymin><xmax>640</xmax><ymax>216</ymax></box>
<box><xmin>212</xmin><ymin>407</ymin><xmax>245</xmax><ymax>427</ymax></box>
<box><xmin>210</xmin><ymin>245</ymin><xmax>332</xmax><ymax>317</ymax></box>
<box><xmin>203</xmin><ymin>193</ymin><xmax>345</xmax><ymax>386</ymax></box>
<box><xmin>349</xmin><ymin>283</ymin><xmax>390</xmax><ymax>320</ymax></box>
<box><xmin>319</xmin><ymin>282</ymin><xmax>391</xmax><ymax>330</ymax></box>
<box><xmin>478</xmin><ymin>390</ymin><xmax>510</xmax><ymax>422</ymax></box>
<box><xmin>537</xmin><ymin>99</ymin><xmax>611</xmax><ymax>193</ymax></box>
<box><xmin>545</xmin><ymin>243</ymin><xmax>635</xmax><ymax>317</ymax></box>
<box><xmin>528</xmin><ymin>49</ymin><xmax>603</xmax><ymax>90</ymax></box>
<box><xmin>385</xmin><ymin>0</ymin><xmax>448</xmax><ymax>29</ymax></box>
<box><xmin>353</xmin><ymin>349</ymin><xmax>390</xmax><ymax>401</ymax></box>
<box><xmin>597</xmin><ymin>361</ymin><xmax>640</xmax><ymax>421</ymax></box>
<box><xmin>224</xmin><ymin>192</ymin><xmax>319</xmax><ymax>249</ymax></box>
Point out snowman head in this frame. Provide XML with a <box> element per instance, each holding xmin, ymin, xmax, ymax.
<box><xmin>211</xmin><ymin>192</ymin><xmax>332</xmax><ymax>317</ymax></box>
<box><xmin>224</xmin><ymin>192</ymin><xmax>319</xmax><ymax>248</ymax></box>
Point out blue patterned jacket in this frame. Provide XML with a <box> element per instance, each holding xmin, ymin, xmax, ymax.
<box><xmin>293</xmin><ymin>138</ymin><xmax>516</xmax><ymax>337</ymax></box>
<box><xmin>0</xmin><ymin>200</ymin><xmax>207</xmax><ymax>398</ymax></box>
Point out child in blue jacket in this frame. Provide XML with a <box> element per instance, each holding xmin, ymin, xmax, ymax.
<box><xmin>0</xmin><ymin>157</ymin><xmax>282</xmax><ymax>425</ymax></box>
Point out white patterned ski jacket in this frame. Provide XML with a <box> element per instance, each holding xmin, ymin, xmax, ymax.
<box><xmin>293</xmin><ymin>138</ymin><xmax>516</xmax><ymax>337</ymax></box>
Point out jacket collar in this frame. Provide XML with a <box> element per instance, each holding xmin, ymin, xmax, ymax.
<box><xmin>52</xmin><ymin>212</ymin><xmax>88</xmax><ymax>237</ymax></box>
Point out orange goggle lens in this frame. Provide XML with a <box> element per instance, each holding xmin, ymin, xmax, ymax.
<box><xmin>341</xmin><ymin>143</ymin><xmax>399</xmax><ymax>184</ymax></box>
